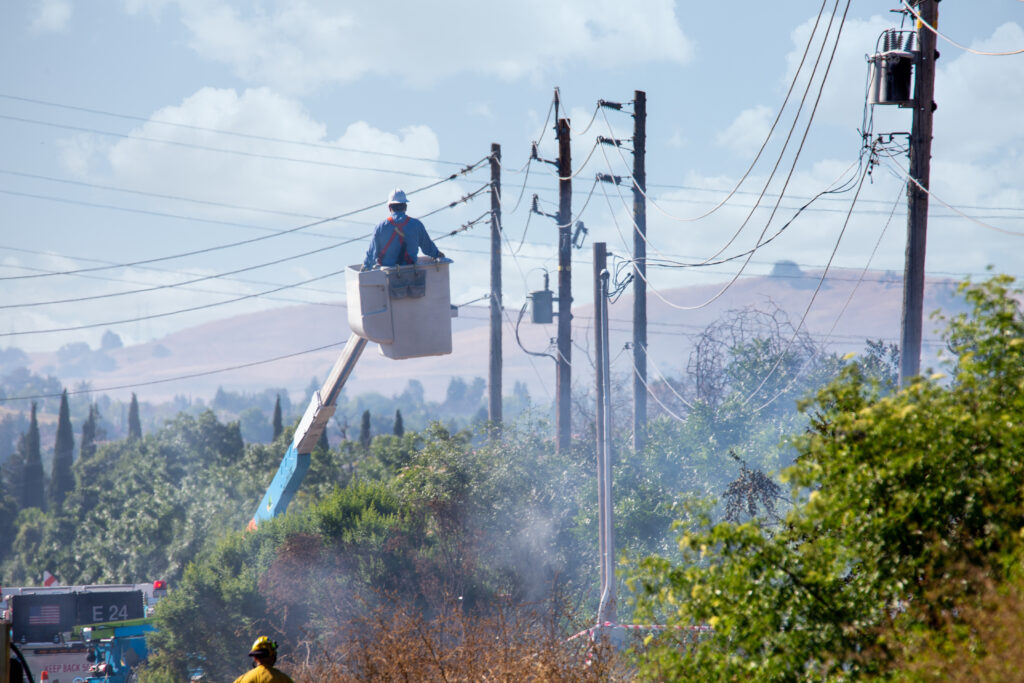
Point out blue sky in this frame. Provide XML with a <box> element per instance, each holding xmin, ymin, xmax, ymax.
<box><xmin>1</xmin><ymin>0</ymin><xmax>1023</xmax><ymax>355</ymax></box>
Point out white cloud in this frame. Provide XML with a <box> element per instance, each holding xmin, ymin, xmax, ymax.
<box><xmin>31</xmin><ymin>0</ymin><xmax>72</xmax><ymax>33</ymax></box>
<box><xmin>667</xmin><ymin>128</ymin><xmax>687</xmax><ymax>149</ymax></box>
<box><xmin>781</xmin><ymin>14</ymin><xmax>894</xmax><ymax>132</ymax></box>
<box><xmin>122</xmin><ymin>0</ymin><xmax>693</xmax><ymax>92</ymax></box>
<box><xmin>716</xmin><ymin>105</ymin><xmax>773</xmax><ymax>156</ymax></box>
<box><xmin>76</xmin><ymin>87</ymin><xmax>454</xmax><ymax>218</ymax></box>
<box><xmin>38</xmin><ymin>86</ymin><xmax>480</xmax><ymax>354</ymax></box>
<box><xmin>934</xmin><ymin>23</ymin><xmax>1024</xmax><ymax>162</ymax></box>
<box><xmin>469</xmin><ymin>103</ymin><xmax>494</xmax><ymax>119</ymax></box>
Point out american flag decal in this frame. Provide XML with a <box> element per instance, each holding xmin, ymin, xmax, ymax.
<box><xmin>28</xmin><ymin>604</ymin><xmax>61</xmax><ymax>625</ymax></box>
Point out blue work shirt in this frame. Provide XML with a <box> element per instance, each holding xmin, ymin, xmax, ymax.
<box><xmin>363</xmin><ymin>212</ymin><xmax>441</xmax><ymax>269</ymax></box>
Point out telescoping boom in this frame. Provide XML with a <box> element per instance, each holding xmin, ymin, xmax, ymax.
<box><xmin>248</xmin><ymin>259</ymin><xmax>455</xmax><ymax>530</ymax></box>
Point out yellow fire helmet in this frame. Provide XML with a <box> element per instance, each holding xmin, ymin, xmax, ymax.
<box><xmin>248</xmin><ymin>636</ymin><xmax>278</xmax><ymax>657</ymax></box>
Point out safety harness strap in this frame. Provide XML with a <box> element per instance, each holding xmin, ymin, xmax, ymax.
<box><xmin>377</xmin><ymin>216</ymin><xmax>414</xmax><ymax>265</ymax></box>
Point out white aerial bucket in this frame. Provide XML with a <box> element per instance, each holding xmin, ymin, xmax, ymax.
<box><xmin>346</xmin><ymin>257</ymin><xmax>454</xmax><ymax>359</ymax></box>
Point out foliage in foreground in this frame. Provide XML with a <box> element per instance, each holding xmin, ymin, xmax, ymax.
<box><xmin>143</xmin><ymin>423</ymin><xmax>596</xmax><ymax>682</ymax></box>
<box><xmin>629</xmin><ymin>276</ymin><xmax>1024</xmax><ymax>680</ymax></box>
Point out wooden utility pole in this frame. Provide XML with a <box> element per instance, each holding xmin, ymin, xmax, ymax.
<box><xmin>899</xmin><ymin>0</ymin><xmax>938</xmax><ymax>386</ymax></box>
<box><xmin>489</xmin><ymin>143</ymin><xmax>503</xmax><ymax>431</ymax></box>
<box><xmin>631</xmin><ymin>90</ymin><xmax>648</xmax><ymax>452</ymax></box>
<box><xmin>556</xmin><ymin>118</ymin><xmax>573</xmax><ymax>453</ymax></box>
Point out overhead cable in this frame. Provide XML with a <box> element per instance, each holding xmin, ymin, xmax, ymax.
<box><xmin>0</xmin><ymin>114</ymin><xmax>456</xmax><ymax>179</ymax></box>
<box><xmin>738</xmin><ymin>159</ymin><xmax>870</xmax><ymax>409</ymax></box>
<box><xmin>0</xmin><ymin>92</ymin><xmax>471</xmax><ymax>166</ymax></box>
<box><xmin>750</xmin><ymin>178</ymin><xmax>904</xmax><ymax>413</ymax></box>
<box><xmin>600</xmin><ymin>0</ymin><xmax>852</xmax><ymax>312</ymax></box>
<box><xmin>0</xmin><ymin>169</ymin><xmax>326</xmax><ymax>222</ymax></box>
<box><xmin>0</xmin><ymin>263</ymin><xmax>354</xmax><ymax>338</ymax></box>
<box><xmin>900</xmin><ymin>0</ymin><xmax>1024</xmax><ymax>56</ymax></box>
<box><xmin>600</xmin><ymin>0</ymin><xmax>848</xmax><ymax>268</ymax></box>
<box><xmin>2</xmin><ymin>183</ymin><xmax>489</xmax><ymax>309</ymax></box>
<box><xmin>0</xmin><ymin>188</ymin><xmax>323</xmax><ymax>236</ymax></box>
<box><xmin>0</xmin><ymin>157</ymin><xmax>487</xmax><ymax>281</ymax></box>
<box><xmin>0</xmin><ymin>340</ymin><xmax>347</xmax><ymax>402</ymax></box>
<box><xmin>0</xmin><ymin>254</ymin><xmax>345</xmax><ymax>307</ymax></box>
<box><xmin>599</xmin><ymin>0</ymin><xmax>833</xmax><ymax>225</ymax></box>
<box><xmin>642</xmin><ymin>160</ymin><xmax>861</xmax><ymax>270</ymax></box>
<box><xmin>884</xmin><ymin>159</ymin><xmax>1024</xmax><ymax>236</ymax></box>
<box><xmin>0</xmin><ymin>232</ymin><xmax>367</xmax><ymax>309</ymax></box>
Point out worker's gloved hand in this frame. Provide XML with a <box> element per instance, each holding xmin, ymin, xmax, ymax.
<box><xmin>436</xmin><ymin>252</ymin><xmax>446</xmax><ymax>260</ymax></box>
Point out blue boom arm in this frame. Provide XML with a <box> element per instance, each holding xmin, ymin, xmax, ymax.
<box><xmin>249</xmin><ymin>335</ymin><xmax>368</xmax><ymax>530</ymax></box>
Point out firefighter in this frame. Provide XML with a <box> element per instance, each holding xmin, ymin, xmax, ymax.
<box><xmin>232</xmin><ymin>636</ymin><xmax>294</xmax><ymax>683</ymax></box>
<box><xmin>363</xmin><ymin>188</ymin><xmax>444</xmax><ymax>269</ymax></box>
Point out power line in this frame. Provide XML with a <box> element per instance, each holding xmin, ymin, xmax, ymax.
<box><xmin>900</xmin><ymin>0</ymin><xmax>1024</xmax><ymax>56</ymax></box>
<box><xmin>750</xmin><ymin>179</ymin><xmax>905</xmax><ymax>413</ymax></box>
<box><xmin>0</xmin><ymin>244</ymin><xmax>346</xmax><ymax>302</ymax></box>
<box><xmin>0</xmin><ymin>168</ymin><xmax>328</xmax><ymax>222</ymax></box>
<box><xmin>738</xmin><ymin>158</ymin><xmax>869</xmax><ymax>409</ymax></box>
<box><xmin>0</xmin><ymin>233</ymin><xmax>367</xmax><ymax>309</ymax></box>
<box><xmin>0</xmin><ymin>340</ymin><xmax>347</xmax><ymax>402</ymax></box>
<box><xmin>884</xmin><ymin>159</ymin><xmax>1024</xmax><ymax>237</ymax></box>
<box><xmin>0</xmin><ymin>158</ymin><xmax>487</xmax><ymax>281</ymax></box>
<box><xmin>0</xmin><ymin>92</ymin><xmax>470</xmax><ymax>166</ymax></box>
<box><xmin>599</xmin><ymin>0</ymin><xmax>853</xmax><ymax>313</ymax></box>
<box><xmin>600</xmin><ymin>0</ymin><xmax>851</xmax><ymax>269</ymax></box>
<box><xmin>1</xmin><ymin>182</ymin><xmax>489</xmax><ymax>310</ymax></box>
<box><xmin>0</xmin><ymin>114</ymin><xmax>454</xmax><ymax>179</ymax></box>
<box><xmin>0</xmin><ymin>187</ymin><xmax>339</xmax><ymax>236</ymax></box>
<box><xmin>0</xmin><ymin>264</ymin><xmax>352</xmax><ymax>338</ymax></box>
<box><xmin>600</xmin><ymin>0</ymin><xmax>835</xmax><ymax>225</ymax></box>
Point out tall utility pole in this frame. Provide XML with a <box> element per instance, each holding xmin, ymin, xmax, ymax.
<box><xmin>489</xmin><ymin>143</ymin><xmax>503</xmax><ymax>431</ymax></box>
<box><xmin>556</xmin><ymin>118</ymin><xmax>573</xmax><ymax>453</ymax></box>
<box><xmin>593</xmin><ymin>241</ymin><xmax>608</xmax><ymax>605</ymax></box>
<box><xmin>631</xmin><ymin>90</ymin><xmax>648</xmax><ymax>452</ymax></box>
<box><xmin>899</xmin><ymin>0</ymin><xmax>938</xmax><ymax>386</ymax></box>
<box><xmin>594</xmin><ymin>242</ymin><xmax>616</xmax><ymax>628</ymax></box>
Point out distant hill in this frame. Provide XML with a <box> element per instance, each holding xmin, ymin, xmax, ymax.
<box><xmin>22</xmin><ymin>266</ymin><xmax>966</xmax><ymax>407</ymax></box>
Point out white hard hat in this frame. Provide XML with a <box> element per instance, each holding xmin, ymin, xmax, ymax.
<box><xmin>387</xmin><ymin>189</ymin><xmax>410</xmax><ymax>205</ymax></box>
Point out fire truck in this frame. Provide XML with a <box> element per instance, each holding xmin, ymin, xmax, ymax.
<box><xmin>0</xmin><ymin>582</ymin><xmax>166</xmax><ymax>683</ymax></box>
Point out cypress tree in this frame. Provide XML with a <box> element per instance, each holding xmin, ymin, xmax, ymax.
<box><xmin>127</xmin><ymin>392</ymin><xmax>142</xmax><ymax>441</ymax></box>
<box><xmin>2</xmin><ymin>434</ymin><xmax>25</xmax><ymax>512</ymax></box>
<box><xmin>359</xmin><ymin>410</ymin><xmax>372</xmax><ymax>452</ymax></box>
<box><xmin>49</xmin><ymin>390</ymin><xmax>75</xmax><ymax>508</ymax></box>
<box><xmin>20</xmin><ymin>402</ymin><xmax>45</xmax><ymax>510</ymax></box>
<box><xmin>317</xmin><ymin>429</ymin><xmax>329</xmax><ymax>452</ymax></box>
<box><xmin>272</xmin><ymin>395</ymin><xmax>283</xmax><ymax>440</ymax></box>
<box><xmin>393</xmin><ymin>409</ymin><xmax>404</xmax><ymax>437</ymax></box>
<box><xmin>81</xmin><ymin>404</ymin><xmax>98</xmax><ymax>461</ymax></box>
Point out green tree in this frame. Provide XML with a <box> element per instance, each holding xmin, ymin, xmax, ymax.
<box><xmin>143</xmin><ymin>419</ymin><xmax>591</xmax><ymax>681</ymax></box>
<box><xmin>0</xmin><ymin>409</ymin><xmax>255</xmax><ymax>586</ymax></box>
<box><xmin>19</xmin><ymin>402</ymin><xmax>44</xmax><ymax>511</ymax></box>
<box><xmin>393</xmin><ymin>408</ymin><xmax>404</xmax><ymax>437</ymax></box>
<box><xmin>272</xmin><ymin>394</ymin><xmax>283</xmax><ymax>440</ymax></box>
<box><xmin>0</xmin><ymin>485</ymin><xmax>17</xmax><ymax>552</ymax></box>
<box><xmin>359</xmin><ymin>409</ymin><xmax>372</xmax><ymax>452</ymax></box>
<box><xmin>629</xmin><ymin>276</ymin><xmax>1024</xmax><ymax>680</ymax></box>
<box><xmin>80</xmin><ymin>404</ymin><xmax>98</xmax><ymax>461</ymax></box>
<box><xmin>49</xmin><ymin>389</ymin><xmax>75</xmax><ymax>508</ymax></box>
<box><xmin>128</xmin><ymin>392</ymin><xmax>142</xmax><ymax>441</ymax></box>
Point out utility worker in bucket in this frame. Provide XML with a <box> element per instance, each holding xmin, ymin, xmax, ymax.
<box><xmin>363</xmin><ymin>188</ymin><xmax>444</xmax><ymax>269</ymax></box>
<box><xmin>233</xmin><ymin>636</ymin><xmax>294</xmax><ymax>683</ymax></box>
